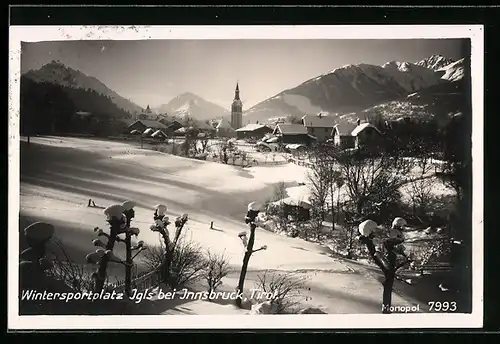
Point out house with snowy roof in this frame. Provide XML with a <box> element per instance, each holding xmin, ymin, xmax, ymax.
<box><xmin>301</xmin><ymin>113</ymin><xmax>336</xmax><ymax>142</ymax></box>
<box><xmin>126</xmin><ymin>119</ymin><xmax>168</xmax><ymax>133</ymax></box>
<box><xmin>272</xmin><ymin>123</ymin><xmax>316</xmax><ymax>145</ymax></box>
<box><xmin>331</xmin><ymin>120</ymin><xmax>383</xmax><ymax>149</ymax></box>
<box><xmin>351</xmin><ymin>122</ymin><xmax>383</xmax><ymax>149</ymax></box>
<box><xmin>331</xmin><ymin>122</ymin><xmax>357</xmax><ymax>149</ymax></box>
<box><xmin>216</xmin><ymin>118</ymin><xmax>236</xmax><ymax>138</ymax></box>
<box><xmin>235</xmin><ymin>123</ymin><xmax>273</xmax><ymax>140</ymax></box>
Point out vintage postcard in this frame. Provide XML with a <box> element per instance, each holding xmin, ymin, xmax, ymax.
<box><xmin>8</xmin><ymin>25</ymin><xmax>483</xmax><ymax>330</ymax></box>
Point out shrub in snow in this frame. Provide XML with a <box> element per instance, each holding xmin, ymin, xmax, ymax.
<box><xmin>253</xmin><ymin>270</ymin><xmax>310</xmax><ymax>314</ymax></box>
<box><xmin>250</xmin><ymin>301</ymin><xmax>277</xmax><ymax>315</ymax></box>
<box><xmin>202</xmin><ymin>249</ymin><xmax>231</xmax><ymax>298</ymax></box>
<box><xmin>298</xmin><ymin>307</ymin><xmax>328</xmax><ymax>314</ymax></box>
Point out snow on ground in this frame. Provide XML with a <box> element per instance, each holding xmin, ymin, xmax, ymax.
<box><xmin>18</xmin><ymin>136</ymin><xmax>421</xmax><ymax>314</ymax></box>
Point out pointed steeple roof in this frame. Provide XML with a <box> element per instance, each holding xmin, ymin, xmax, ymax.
<box><xmin>234</xmin><ymin>82</ymin><xmax>240</xmax><ymax>100</ymax></box>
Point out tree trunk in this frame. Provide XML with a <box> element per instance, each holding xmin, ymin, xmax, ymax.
<box><xmin>95</xmin><ymin>226</ymin><xmax>119</xmax><ymax>293</ymax></box>
<box><xmin>124</xmin><ymin>232</ymin><xmax>132</xmax><ymax>297</ymax></box>
<box><xmin>337</xmin><ymin>189</ymin><xmax>341</xmax><ymax>223</ymax></box>
<box><xmin>236</xmin><ymin>225</ymin><xmax>256</xmax><ymax>308</ymax></box>
<box><xmin>382</xmin><ymin>272</ymin><xmax>395</xmax><ymax>314</ymax></box>
<box><xmin>330</xmin><ymin>182</ymin><xmax>335</xmax><ymax>229</ymax></box>
<box><xmin>382</xmin><ymin>251</ymin><xmax>397</xmax><ymax>314</ymax></box>
<box><xmin>159</xmin><ymin>232</ymin><xmax>172</xmax><ymax>285</ymax></box>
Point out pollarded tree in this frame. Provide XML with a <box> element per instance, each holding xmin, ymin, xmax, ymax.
<box><xmin>235</xmin><ymin>202</ymin><xmax>268</xmax><ymax>308</ymax></box>
<box><xmin>150</xmin><ymin>204</ymin><xmax>189</xmax><ymax>287</ymax></box>
<box><xmin>85</xmin><ymin>201</ymin><xmax>146</xmax><ymax>296</ymax></box>
<box><xmin>357</xmin><ymin>218</ymin><xmax>413</xmax><ymax>314</ymax></box>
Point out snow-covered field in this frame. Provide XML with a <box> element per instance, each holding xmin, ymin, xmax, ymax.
<box><xmin>18</xmin><ymin>136</ymin><xmax>424</xmax><ymax>314</ymax></box>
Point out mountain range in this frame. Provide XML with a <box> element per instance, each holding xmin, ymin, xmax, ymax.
<box><xmin>22</xmin><ymin>53</ymin><xmax>468</xmax><ymax>127</ymax></box>
<box><xmin>243</xmin><ymin>54</ymin><xmax>468</xmax><ymax>125</ymax></box>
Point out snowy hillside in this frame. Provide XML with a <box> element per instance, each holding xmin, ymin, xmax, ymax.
<box><xmin>416</xmin><ymin>54</ymin><xmax>455</xmax><ymax>71</ymax></box>
<box><xmin>243</xmin><ymin>55</ymin><xmax>457</xmax><ymax>124</ymax></box>
<box><xmin>23</xmin><ymin>60</ymin><xmax>143</xmax><ymax>115</ymax></box>
<box><xmin>156</xmin><ymin>92</ymin><xmax>230</xmax><ymax>122</ymax></box>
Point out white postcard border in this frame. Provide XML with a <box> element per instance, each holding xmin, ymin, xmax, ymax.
<box><xmin>8</xmin><ymin>24</ymin><xmax>484</xmax><ymax>330</ymax></box>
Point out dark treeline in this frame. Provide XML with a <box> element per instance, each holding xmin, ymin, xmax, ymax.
<box><xmin>20</xmin><ymin>76</ymin><xmax>131</xmax><ymax>137</ymax></box>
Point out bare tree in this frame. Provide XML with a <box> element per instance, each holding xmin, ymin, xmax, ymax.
<box><xmin>273</xmin><ymin>181</ymin><xmax>287</xmax><ymax>202</ymax></box>
<box><xmin>335</xmin><ymin>147</ymin><xmax>412</xmax><ymax>223</ymax></box>
<box><xmin>307</xmin><ymin>152</ymin><xmax>331</xmax><ymax>240</ymax></box>
<box><xmin>202</xmin><ymin>250</ymin><xmax>231</xmax><ymax>299</ymax></box>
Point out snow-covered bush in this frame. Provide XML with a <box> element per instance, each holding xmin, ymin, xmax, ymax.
<box><xmin>144</xmin><ymin>234</ymin><xmax>206</xmax><ymax>289</ymax></box>
<box><xmin>253</xmin><ymin>270</ymin><xmax>310</xmax><ymax>314</ymax></box>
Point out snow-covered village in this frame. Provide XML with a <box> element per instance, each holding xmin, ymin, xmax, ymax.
<box><xmin>13</xmin><ymin>30</ymin><xmax>478</xmax><ymax>324</ymax></box>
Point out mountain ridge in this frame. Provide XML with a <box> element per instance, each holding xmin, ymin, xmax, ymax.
<box><xmin>243</xmin><ymin>54</ymin><xmax>464</xmax><ymax>125</ymax></box>
<box><xmin>23</xmin><ymin>61</ymin><xmax>143</xmax><ymax>115</ymax></box>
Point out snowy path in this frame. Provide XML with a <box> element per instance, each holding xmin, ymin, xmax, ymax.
<box><xmin>18</xmin><ymin>136</ymin><xmax>419</xmax><ymax>314</ymax></box>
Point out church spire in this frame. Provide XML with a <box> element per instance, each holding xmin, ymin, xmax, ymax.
<box><xmin>234</xmin><ymin>82</ymin><xmax>240</xmax><ymax>100</ymax></box>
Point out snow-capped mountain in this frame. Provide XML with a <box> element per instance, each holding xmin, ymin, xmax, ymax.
<box><xmin>23</xmin><ymin>61</ymin><xmax>142</xmax><ymax>115</ymax></box>
<box><xmin>437</xmin><ymin>57</ymin><xmax>466</xmax><ymax>82</ymax></box>
<box><xmin>244</xmin><ymin>57</ymin><xmax>454</xmax><ymax>124</ymax></box>
<box><xmin>416</xmin><ymin>54</ymin><xmax>455</xmax><ymax>71</ymax></box>
<box><xmin>156</xmin><ymin>92</ymin><xmax>230</xmax><ymax>122</ymax></box>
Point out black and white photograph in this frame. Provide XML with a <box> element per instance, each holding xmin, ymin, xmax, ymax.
<box><xmin>8</xmin><ymin>25</ymin><xmax>483</xmax><ymax>330</ymax></box>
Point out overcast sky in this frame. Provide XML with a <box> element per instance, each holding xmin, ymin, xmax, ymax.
<box><xmin>21</xmin><ymin>39</ymin><xmax>467</xmax><ymax>109</ymax></box>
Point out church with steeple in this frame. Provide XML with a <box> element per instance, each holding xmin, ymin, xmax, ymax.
<box><xmin>230</xmin><ymin>82</ymin><xmax>243</xmax><ymax>130</ymax></box>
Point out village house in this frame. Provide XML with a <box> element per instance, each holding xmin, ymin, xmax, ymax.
<box><xmin>301</xmin><ymin>113</ymin><xmax>336</xmax><ymax>141</ymax></box>
<box><xmin>235</xmin><ymin>123</ymin><xmax>274</xmax><ymax>140</ymax></box>
<box><xmin>272</xmin><ymin>123</ymin><xmax>316</xmax><ymax>145</ymax></box>
<box><xmin>127</xmin><ymin>119</ymin><xmax>168</xmax><ymax>135</ymax></box>
<box><xmin>165</xmin><ymin>120</ymin><xmax>184</xmax><ymax>135</ymax></box>
<box><xmin>331</xmin><ymin>122</ymin><xmax>357</xmax><ymax>149</ymax></box>
<box><xmin>192</xmin><ymin>120</ymin><xmax>217</xmax><ymax>138</ymax></box>
<box><xmin>216</xmin><ymin>118</ymin><xmax>237</xmax><ymax>138</ymax></box>
<box><xmin>351</xmin><ymin>122</ymin><xmax>383</xmax><ymax>149</ymax></box>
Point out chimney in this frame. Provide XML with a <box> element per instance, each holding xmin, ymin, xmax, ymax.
<box><xmin>357</xmin><ymin>118</ymin><xmax>361</xmax><ymax>126</ymax></box>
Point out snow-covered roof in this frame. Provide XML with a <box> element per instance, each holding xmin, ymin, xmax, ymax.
<box><xmin>285</xmin><ymin>144</ymin><xmax>306</xmax><ymax>150</ymax></box>
<box><xmin>131</xmin><ymin>120</ymin><xmax>167</xmax><ymax>129</ymax></box>
<box><xmin>333</xmin><ymin>123</ymin><xmax>357</xmax><ymax>136</ymax></box>
<box><xmin>216</xmin><ymin>118</ymin><xmax>235</xmax><ymax>130</ymax></box>
<box><xmin>275</xmin><ymin>124</ymin><xmax>308</xmax><ymax>135</ymax></box>
<box><xmin>151</xmin><ymin>130</ymin><xmax>167</xmax><ymax>138</ymax></box>
<box><xmin>301</xmin><ymin>114</ymin><xmax>336</xmax><ymax>128</ymax></box>
<box><xmin>351</xmin><ymin>123</ymin><xmax>382</xmax><ymax>136</ymax></box>
<box><xmin>273</xmin><ymin>197</ymin><xmax>312</xmax><ymax>209</ymax></box>
<box><xmin>193</xmin><ymin>120</ymin><xmax>216</xmax><ymax>130</ymax></box>
<box><xmin>235</xmin><ymin>123</ymin><xmax>271</xmax><ymax>132</ymax></box>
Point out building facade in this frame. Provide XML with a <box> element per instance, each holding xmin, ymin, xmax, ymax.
<box><xmin>235</xmin><ymin>123</ymin><xmax>273</xmax><ymax>140</ymax></box>
<box><xmin>301</xmin><ymin>113</ymin><xmax>336</xmax><ymax>141</ymax></box>
<box><xmin>230</xmin><ymin>83</ymin><xmax>243</xmax><ymax>130</ymax></box>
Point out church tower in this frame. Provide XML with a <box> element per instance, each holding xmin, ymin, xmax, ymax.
<box><xmin>230</xmin><ymin>82</ymin><xmax>243</xmax><ymax>129</ymax></box>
